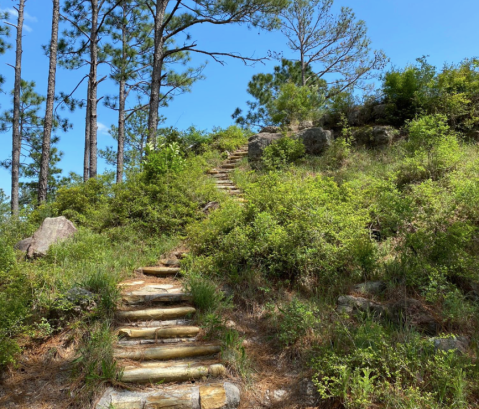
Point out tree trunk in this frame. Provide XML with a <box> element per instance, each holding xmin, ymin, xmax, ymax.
<box><xmin>116</xmin><ymin>9</ymin><xmax>126</xmax><ymax>183</ymax></box>
<box><xmin>83</xmin><ymin>77</ymin><xmax>91</xmax><ymax>182</ymax></box>
<box><xmin>89</xmin><ymin>0</ymin><xmax>98</xmax><ymax>178</ymax></box>
<box><xmin>117</xmin><ymin>79</ymin><xmax>126</xmax><ymax>183</ymax></box>
<box><xmin>11</xmin><ymin>0</ymin><xmax>25</xmax><ymax>215</ymax></box>
<box><xmin>147</xmin><ymin>1</ymin><xmax>168</xmax><ymax>144</ymax></box>
<box><xmin>301</xmin><ymin>51</ymin><xmax>305</xmax><ymax>86</ymax></box>
<box><xmin>38</xmin><ymin>0</ymin><xmax>59</xmax><ymax>205</ymax></box>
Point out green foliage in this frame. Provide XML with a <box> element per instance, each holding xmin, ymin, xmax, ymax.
<box><xmin>273</xmin><ymin>298</ymin><xmax>319</xmax><ymax>347</ymax></box>
<box><xmin>143</xmin><ymin>141</ymin><xmax>186</xmax><ymax>180</ymax></box>
<box><xmin>233</xmin><ymin>59</ymin><xmax>326</xmax><ymax>128</ymax></box>
<box><xmin>382</xmin><ymin>57</ymin><xmax>479</xmax><ymax>130</ymax></box>
<box><xmin>312</xmin><ymin>321</ymin><xmax>476</xmax><ymax>408</ymax></box>
<box><xmin>185</xmin><ymin>275</ymin><xmax>225</xmax><ymax>313</ymax></box>
<box><xmin>262</xmin><ymin>136</ymin><xmax>306</xmax><ymax>169</ymax></box>
<box><xmin>398</xmin><ymin>114</ymin><xmax>461</xmax><ymax>184</ymax></box>
<box><xmin>270</xmin><ymin>82</ymin><xmax>324</xmax><ymax>126</ymax></box>
<box><xmin>188</xmin><ymin>171</ymin><xmax>375</xmax><ymax>285</ymax></box>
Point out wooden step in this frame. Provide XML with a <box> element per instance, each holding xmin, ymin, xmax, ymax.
<box><xmin>117</xmin><ymin>306</ymin><xmax>195</xmax><ymax>321</ymax></box>
<box><xmin>120</xmin><ymin>360</ymin><xmax>225</xmax><ymax>383</ymax></box>
<box><xmin>122</xmin><ymin>292</ymin><xmax>192</xmax><ymax>305</ymax></box>
<box><xmin>211</xmin><ymin>173</ymin><xmax>229</xmax><ymax>179</ymax></box>
<box><xmin>141</xmin><ymin>266</ymin><xmax>181</xmax><ymax>275</ymax></box>
<box><xmin>227</xmin><ymin>190</ymin><xmax>242</xmax><ymax>195</ymax></box>
<box><xmin>216</xmin><ymin>185</ymin><xmax>236</xmax><ymax>190</ymax></box>
<box><xmin>114</xmin><ymin>344</ymin><xmax>221</xmax><ymax>360</ymax></box>
<box><xmin>118</xmin><ymin>325</ymin><xmax>200</xmax><ymax>339</ymax></box>
<box><xmin>215</xmin><ymin>180</ymin><xmax>233</xmax><ymax>184</ymax></box>
<box><xmin>221</xmin><ymin>164</ymin><xmax>236</xmax><ymax>169</ymax></box>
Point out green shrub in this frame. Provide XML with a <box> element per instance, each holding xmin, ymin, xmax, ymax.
<box><xmin>184</xmin><ymin>275</ymin><xmax>225</xmax><ymax>313</ymax></box>
<box><xmin>270</xmin><ymin>82</ymin><xmax>324</xmax><ymax>126</ymax></box>
<box><xmin>262</xmin><ymin>136</ymin><xmax>306</xmax><ymax>169</ymax></box>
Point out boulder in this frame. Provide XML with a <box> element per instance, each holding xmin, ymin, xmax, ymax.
<box><xmin>66</xmin><ymin>287</ymin><xmax>97</xmax><ymax>314</ymax></box>
<box><xmin>25</xmin><ymin>216</ymin><xmax>77</xmax><ymax>258</ymax></box>
<box><xmin>14</xmin><ymin>237</ymin><xmax>32</xmax><ymax>252</ymax></box>
<box><xmin>388</xmin><ymin>298</ymin><xmax>439</xmax><ymax>335</ymax></box>
<box><xmin>202</xmin><ymin>201</ymin><xmax>220</xmax><ymax>214</ymax></box>
<box><xmin>289</xmin><ymin>120</ymin><xmax>314</xmax><ymax>131</ymax></box>
<box><xmin>353</xmin><ymin>126</ymin><xmax>397</xmax><ymax>147</ymax></box>
<box><xmin>352</xmin><ymin>281</ymin><xmax>387</xmax><ymax>296</ymax></box>
<box><xmin>298</xmin><ymin>378</ymin><xmax>320</xmax><ymax>407</ymax></box>
<box><xmin>432</xmin><ymin>336</ymin><xmax>469</xmax><ymax>354</ymax></box>
<box><xmin>336</xmin><ymin>295</ymin><xmax>385</xmax><ymax>315</ymax></box>
<box><xmin>247</xmin><ymin>132</ymin><xmax>282</xmax><ymax>163</ymax></box>
<box><xmin>296</xmin><ymin>127</ymin><xmax>333</xmax><ymax>155</ymax></box>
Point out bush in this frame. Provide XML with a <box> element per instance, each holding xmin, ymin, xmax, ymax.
<box><xmin>397</xmin><ymin>114</ymin><xmax>461</xmax><ymax>184</ymax></box>
<box><xmin>270</xmin><ymin>82</ymin><xmax>324</xmax><ymax>126</ymax></box>
<box><xmin>262</xmin><ymin>136</ymin><xmax>306</xmax><ymax>169</ymax></box>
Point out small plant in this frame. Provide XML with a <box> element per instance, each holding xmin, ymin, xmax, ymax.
<box><xmin>221</xmin><ymin>328</ymin><xmax>250</xmax><ymax>380</ymax></box>
<box><xmin>262</xmin><ymin>136</ymin><xmax>306</xmax><ymax>170</ymax></box>
<box><xmin>184</xmin><ymin>275</ymin><xmax>225</xmax><ymax>313</ymax></box>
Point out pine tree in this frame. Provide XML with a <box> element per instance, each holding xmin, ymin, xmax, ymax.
<box><xmin>38</xmin><ymin>0</ymin><xmax>60</xmax><ymax>204</ymax></box>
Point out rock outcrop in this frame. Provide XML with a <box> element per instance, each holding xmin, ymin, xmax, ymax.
<box><xmin>247</xmin><ymin>131</ymin><xmax>282</xmax><ymax>163</ymax></box>
<box><xmin>296</xmin><ymin>127</ymin><xmax>333</xmax><ymax>155</ymax></box>
<box><xmin>16</xmin><ymin>216</ymin><xmax>77</xmax><ymax>258</ymax></box>
<box><xmin>353</xmin><ymin>126</ymin><xmax>397</xmax><ymax>147</ymax></box>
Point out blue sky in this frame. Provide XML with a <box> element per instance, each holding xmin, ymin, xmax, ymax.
<box><xmin>0</xmin><ymin>0</ymin><xmax>478</xmax><ymax>196</ymax></box>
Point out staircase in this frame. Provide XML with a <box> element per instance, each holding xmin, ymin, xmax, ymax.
<box><xmin>97</xmin><ymin>146</ymin><xmax>248</xmax><ymax>409</ymax></box>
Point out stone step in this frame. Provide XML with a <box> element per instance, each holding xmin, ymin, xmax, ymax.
<box><xmin>118</xmin><ymin>326</ymin><xmax>200</xmax><ymax>339</ymax></box>
<box><xmin>140</xmin><ymin>266</ymin><xmax>181</xmax><ymax>275</ymax></box>
<box><xmin>119</xmin><ymin>360</ymin><xmax>226</xmax><ymax>384</ymax></box>
<box><xmin>96</xmin><ymin>382</ymin><xmax>240</xmax><ymax>409</ymax></box>
<box><xmin>114</xmin><ymin>343</ymin><xmax>221</xmax><ymax>361</ymax></box>
<box><xmin>117</xmin><ymin>306</ymin><xmax>195</xmax><ymax>321</ymax></box>
<box><xmin>211</xmin><ymin>173</ymin><xmax>229</xmax><ymax>179</ymax></box>
<box><xmin>123</xmin><ymin>318</ymin><xmax>194</xmax><ymax>328</ymax></box>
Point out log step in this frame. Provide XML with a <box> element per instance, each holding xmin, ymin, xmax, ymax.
<box><xmin>117</xmin><ymin>306</ymin><xmax>196</xmax><ymax>321</ymax></box>
<box><xmin>211</xmin><ymin>173</ymin><xmax>229</xmax><ymax>179</ymax></box>
<box><xmin>114</xmin><ymin>344</ymin><xmax>221</xmax><ymax>361</ymax></box>
<box><xmin>122</xmin><ymin>292</ymin><xmax>192</xmax><ymax>305</ymax></box>
<box><xmin>120</xmin><ymin>361</ymin><xmax>226</xmax><ymax>383</ymax></box>
<box><xmin>118</xmin><ymin>326</ymin><xmax>200</xmax><ymax>339</ymax></box>
<box><xmin>216</xmin><ymin>185</ymin><xmax>236</xmax><ymax>190</ymax></box>
<box><xmin>141</xmin><ymin>266</ymin><xmax>181</xmax><ymax>275</ymax></box>
<box><xmin>221</xmin><ymin>164</ymin><xmax>236</xmax><ymax>169</ymax></box>
<box><xmin>215</xmin><ymin>180</ymin><xmax>233</xmax><ymax>184</ymax></box>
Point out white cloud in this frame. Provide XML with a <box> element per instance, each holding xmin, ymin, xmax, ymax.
<box><xmin>97</xmin><ymin>122</ymin><xmax>111</xmax><ymax>136</ymax></box>
<box><xmin>1</xmin><ymin>8</ymin><xmax>37</xmax><ymax>26</ymax></box>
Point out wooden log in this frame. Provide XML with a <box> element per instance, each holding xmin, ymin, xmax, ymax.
<box><xmin>122</xmin><ymin>293</ymin><xmax>192</xmax><ymax>305</ymax></box>
<box><xmin>114</xmin><ymin>344</ymin><xmax>221</xmax><ymax>361</ymax></box>
<box><xmin>118</xmin><ymin>326</ymin><xmax>200</xmax><ymax>339</ymax></box>
<box><xmin>116</xmin><ymin>306</ymin><xmax>195</xmax><ymax>321</ymax></box>
<box><xmin>120</xmin><ymin>362</ymin><xmax>225</xmax><ymax>383</ymax></box>
<box><xmin>141</xmin><ymin>266</ymin><xmax>181</xmax><ymax>275</ymax></box>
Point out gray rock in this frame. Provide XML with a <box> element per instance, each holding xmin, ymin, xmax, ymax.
<box><xmin>271</xmin><ymin>389</ymin><xmax>287</xmax><ymax>402</ymax></box>
<box><xmin>296</xmin><ymin>127</ymin><xmax>333</xmax><ymax>155</ymax></box>
<box><xmin>202</xmin><ymin>201</ymin><xmax>220</xmax><ymax>214</ymax></box>
<box><xmin>66</xmin><ymin>287</ymin><xmax>96</xmax><ymax>313</ymax></box>
<box><xmin>353</xmin><ymin>281</ymin><xmax>387</xmax><ymax>296</ymax></box>
<box><xmin>432</xmin><ymin>336</ymin><xmax>469</xmax><ymax>354</ymax></box>
<box><xmin>224</xmin><ymin>382</ymin><xmax>241</xmax><ymax>408</ymax></box>
<box><xmin>298</xmin><ymin>378</ymin><xmax>320</xmax><ymax>406</ymax></box>
<box><xmin>14</xmin><ymin>237</ymin><xmax>32</xmax><ymax>252</ymax></box>
<box><xmin>259</xmin><ymin>126</ymin><xmax>280</xmax><ymax>134</ymax></box>
<box><xmin>388</xmin><ymin>298</ymin><xmax>439</xmax><ymax>335</ymax></box>
<box><xmin>248</xmin><ymin>132</ymin><xmax>282</xmax><ymax>163</ymax></box>
<box><xmin>290</xmin><ymin>120</ymin><xmax>314</xmax><ymax>131</ymax></box>
<box><xmin>337</xmin><ymin>295</ymin><xmax>386</xmax><ymax>315</ymax></box>
<box><xmin>26</xmin><ymin>216</ymin><xmax>77</xmax><ymax>258</ymax></box>
<box><xmin>353</xmin><ymin>126</ymin><xmax>397</xmax><ymax>147</ymax></box>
